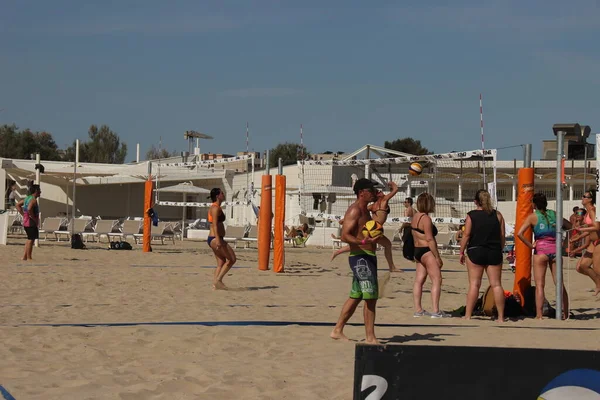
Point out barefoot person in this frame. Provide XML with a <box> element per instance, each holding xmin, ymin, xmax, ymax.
<box><xmin>330</xmin><ymin>178</ymin><xmax>381</xmax><ymax>344</ymax></box>
<box><xmin>411</xmin><ymin>192</ymin><xmax>447</xmax><ymax>318</ymax></box>
<box><xmin>459</xmin><ymin>189</ymin><xmax>506</xmax><ymax>322</ymax></box>
<box><xmin>570</xmin><ymin>190</ymin><xmax>600</xmax><ymax>295</ymax></box>
<box><xmin>517</xmin><ymin>192</ymin><xmax>571</xmax><ymax>319</ymax></box>
<box><xmin>368</xmin><ymin>181</ymin><xmax>402</xmax><ymax>271</ymax></box>
<box><xmin>207</xmin><ymin>188</ymin><xmax>237</xmax><ymax>290</ymax></box>
<box><xmin>16</xmin><ymin>184</ymin><xmax>41</xmax><ymax>261</ymax></box>
<box><xmin>331</xmin><ymin>181</ymin><xmax>401</xmax><ymax>272</ymax></box>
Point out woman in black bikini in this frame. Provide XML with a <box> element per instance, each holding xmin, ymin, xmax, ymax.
<box><xmin>207</xmin><ymin>188</ymin><xmax>237</xmax><ymax>289</ymax></box>
<box><xmin>411</xmin><ymin>192</ymin><xmax>445</xmax><ymax>318</ymax></box>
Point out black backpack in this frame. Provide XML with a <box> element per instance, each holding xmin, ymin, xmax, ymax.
<box><xmin>71</xmin><ymin>234</ymin><xmax>86</xmax><ymax>250</ymax></box>
<box><xmin>110</xmin><ymin>241</ymin><xmax>132</xmax><ymax>250</ymax></box>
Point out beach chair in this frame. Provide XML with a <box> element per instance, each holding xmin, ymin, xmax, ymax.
<box><xmin>331</xmin><ymin>237</ymin><xmax>344</xmax><ymax>249</ymax></box>
<box><xmin>84</xmin><ymin>219</ymin><xmax>120</xmax><ymax>243</ymax></box>
<box><xmin>118</xmin><ymin>220</ymin><xmax>143</xmax><ymax>243</ymax></box>
<box><xmin>436</xmin><ymin>232</ymin><xmax>457</xmax><ymax>255</ymax></box>
<box><xmin>55</xmin><ymin>218</ymin><xmax>92</xmax><ymax>242</ymax></box>
<box><xmin>38</xmin><ymin>217</ymin><xmax>65</xmax><ymax>241</ymax></box>
<box><xmin>152</xmin><ymin>222</ymin><xmax>175</xmax><ymax>244</ymax></box>
<box><xmin>133</xmin><ymin>221</ymin><xmax>175</xmax><ymax>245</ymax></box>
<box><xmin>291</xmin><ymin>225</ymin><xmax>315</xmax><ymax>248</ymax></box>
<box><xmin>171</xmin><ymin>222</ymin><xmax>183</xmax><ymax>241</ymax></box>
<box><xmin>240</xmin><ymin>225</ymin><xmax>258</xmax><ymax>249</ymax></box>
<box><xmin>6</xmin><ymin>213</ymin><xmax>24</xmax><ymax>234</ymax></box>
<box><xmin>223</xmin><ymin>226</ymin><xmax>247</xmax><ymax>249</ymax></box>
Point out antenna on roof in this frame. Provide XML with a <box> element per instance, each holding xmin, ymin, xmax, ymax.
<box><xmin>184</xmin><ymin>130</ymin><xmax>213</xmax><ymax>156</ymax></box>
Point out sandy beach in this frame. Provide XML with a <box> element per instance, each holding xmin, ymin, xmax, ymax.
<box><xmin>1</xmin><ymin>237</ymin><xmax>599</xmax><ymax>399</ymax></box>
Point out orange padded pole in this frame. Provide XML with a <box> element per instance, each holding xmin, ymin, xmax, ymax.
<box><xmin>143</xmin><ymin>179</ymin><xmax>154</xmax><ymax>253</ymax></box>
<box><xmin>513</xmin><ymin>167</ymin><xmax>534</xmax><ymax>304</ymax></box>
<box><xmin>273</xmin><ymin>174</ymin><xmax>286</xmax><ymax>273</ymax></box>
<box><xmin>258</xmin><ymin>174</ymin><xmax>272</xmax><ymax>271</ymax></box>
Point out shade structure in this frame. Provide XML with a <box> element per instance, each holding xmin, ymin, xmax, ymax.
<box><xmin>155</xmin><ymin>182</ymin><xmax>210</xmax><ymax>239</ymax></box>
<box><xmin>155</xmin><ymin>182</ymin><xmax>210</xmax><ymax>195</ymax></box>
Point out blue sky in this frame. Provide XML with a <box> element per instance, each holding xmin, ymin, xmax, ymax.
<box><xmin>1</xmin><ymin>0</ymin><xmax>599</xmax><ymax>161</ymax></box>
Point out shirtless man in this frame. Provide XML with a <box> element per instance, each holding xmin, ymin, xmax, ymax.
<box><xmin>330</xmin><ymin>178</ymin><xmax>381</xmax><ymax>344</ymax></box>
<box><xmin>331</xmin><ymin>181</ymin><xmax>401</xmax><ymax>271</ymax></box>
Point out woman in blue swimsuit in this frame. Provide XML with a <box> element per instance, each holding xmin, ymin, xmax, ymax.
<box><xmin>207</xmin><ymin>188</ymin><xmax>237</xmax><ymax>289</ymax></box>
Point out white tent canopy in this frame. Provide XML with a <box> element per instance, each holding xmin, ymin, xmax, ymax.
<box><xmin>155</xmin><ymin>182</ymin><xmax>210</xmax><ymax>195</ymax></box>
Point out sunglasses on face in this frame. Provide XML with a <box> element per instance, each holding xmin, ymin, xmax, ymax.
<box><xmin>583</xmin><ymin>195</ymin><xmax>592</xmax><ymax>199</ymax></box>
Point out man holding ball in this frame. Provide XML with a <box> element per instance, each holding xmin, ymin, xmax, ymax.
<box><xmin>330</xmin><ymin>178</ymin><xmax>382</xmax><ymax>344</ymax></box>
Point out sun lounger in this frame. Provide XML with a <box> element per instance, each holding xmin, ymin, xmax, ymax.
<box><xmin>133</xmin><ymin>221</ymin><xmax>175</xmax><ymax>245</ymax></box>
<box><xmin>39</xmin><ymin>217</ymin><xmax>65</xmax><ymax>241</ymax></box>
<box><xmin>82</xmin><ymin>219</ymin><xmax>120</xmax><ymax>243</ymax></box>
<box><xmin>55</xmin><ymin>218</ymin><xmax>92</xmax><ymax>241</ymax></box>
<box><xmin>240</xmin><ymin>225</ymin><xmax>258</xmax><ymax>249</ymax></box>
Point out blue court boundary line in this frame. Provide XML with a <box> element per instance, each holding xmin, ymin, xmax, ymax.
<box><xmin>0</xmin><ymin>385</ymin><xmax>16</xmax><ymax>400</ymax></box>
<box><xmin>9</xmin><ymin>321</ymin><xmax>598</xmax><ymax>331</ymax></box>
<box><xmin>13</xmin><ymin>320</ymin><xmax>477</xmax><ymax>329</ymax></box>
<box><xmin>130</xmin><ymin>265</ymin><xmax>251</xmax><ymax>269</ymax></box>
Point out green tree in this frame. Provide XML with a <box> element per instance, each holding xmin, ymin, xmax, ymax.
<box><xmin>269</xmin><ymin>142</ymin><xmax>309</xmax><ymax>167</ymax></box>
<box><xmin>384</xmin><ymin>138</ymin><xmax>431</xmax><ymax>155</ymax></box>
<box><xmin>0</xmin><ymin>124</ymin><xmax>62</xmax><ymax>160</ymax></box>
<box><xmin>35</xmin><ymin>132</ymin><xmax>61</xmax><ymax>160</ymax></box>
<box><xmin>145</xmin><ymin>145</ymin><xmax>178</xmax><ymax>160</ymax></box>
<box><xmin>65</xmin><ymin>124</ymin><xmax>127</xmax><ymax>163</ymax></box>
<box><xmin>0</xmin><ymin>124</ymin><xmax>20</xmax><ymax>158</ymax></box>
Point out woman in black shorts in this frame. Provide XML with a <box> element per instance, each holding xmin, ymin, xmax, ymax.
<box><xmin>459</xmin><ymin>189</ymin><xmax>506</xmax><ymax>321</ymax></box>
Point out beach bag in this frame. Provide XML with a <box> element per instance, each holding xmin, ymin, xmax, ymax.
<box><xmin>71</xmin><ymin>234</ymin><xmax>86</xmax><ymax>250</ymax></box>
<box><xmin>110</xmin><ymin>241</ymin><xmax>132</xmax><ymax>250</ymax></box>
<box><xmin>402</xmin><ymin>227</ymin><xmax>415</xmax><ymax>261</ymax></box>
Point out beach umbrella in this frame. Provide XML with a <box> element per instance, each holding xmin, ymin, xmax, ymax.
<box><xmin>155</xmin><ymin>182</ymin><xmax>210</xmax><ymax>240</ymax></box>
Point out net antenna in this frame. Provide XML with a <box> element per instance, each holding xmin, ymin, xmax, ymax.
<box><xmin>480</xmin><ymin>94</ymin><xmax>486</xmax><ymax>186</ymax></box>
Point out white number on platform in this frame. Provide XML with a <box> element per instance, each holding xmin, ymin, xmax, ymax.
<box><xmin>361</xmin><ymin>375</ymin><xmax>388</xmax><ymax>400</ymax></box>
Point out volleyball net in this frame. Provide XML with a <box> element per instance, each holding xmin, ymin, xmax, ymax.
<box><xmin>298</xmin><ymin>149</ymin><xmax>497</xmax><ymax>225</ymax></box>
<box><xmin>154</xmin><ymin>154</ymin><xmax>255</xmax><ymax>210</ymax></box>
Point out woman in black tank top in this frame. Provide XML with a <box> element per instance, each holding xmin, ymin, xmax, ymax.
<box><xmin>459</xmin><ymin>189</ymin><xmax>506</xmax><ymax>321</ymax></box>
<box><xmin>410</xmin><ymin>193</ymin><xmax>446</xmax><ymax>318</ymax></box>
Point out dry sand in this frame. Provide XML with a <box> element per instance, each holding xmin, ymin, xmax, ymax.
<box><xmin>1</xmin><ymin>237</ymin><xmax>599</xmax><ymax>399</ymax></box>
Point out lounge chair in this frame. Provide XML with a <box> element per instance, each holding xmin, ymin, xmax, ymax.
<box><xmin>223</xmin><ymin>226</ymin><xmax>247</xmax><ymax>249</ymax></box>
<box><xmin>83</xmin><ymin>219</ymin><xmax>120</xmax><ymax>243</ymax></box>
<box><xmin>118</xmin><ymin>220</ymin><xmax>143</xmax><ymax>243</ymax></box>
<box><xmin>55</xmin><ymin>218</ymin><xmax>93</xmax><ymax>242</ymax></box>
<box><xmin>240</xmin><ymin>225</ymin><xmax>258</xmax><ymax>249</ymax></box>
<box><xmin>437</xmin><ymin>232</ymin><xmax>459</xmax><ymax>255</ymax></box>
<box><xmin>39</xmin><ymin>217</ymin><xmax>65</xmax><ymax>241</ymax></box>
<box><xmin>133</xmin><ymin>221</ymin><xmax>175</xmax><ymax>245</ymax></box>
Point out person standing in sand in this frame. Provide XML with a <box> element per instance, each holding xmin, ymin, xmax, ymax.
<box><xmin>16</xmin><ymin>184</ymin><xmax>41</xmax><ymax>261</ymax></box>
<box><xmin>411</xmin><ymin>192</ymin><xmax>447</xmax><ymax>318</ymax></box>
<box><xmin>459</xmin><ymin>189</ymin><xmax>506</xmax><ymax>322</ymax></box>
<box><xmin>570</xmin><ymin>190</ymin><xmax>600</xmax><ymax>295</ymax></box>
<box><xmin>330</xmin><ymin>181</ymin><xmax>401</xmax><ymax>272</ymax></box>
<box><xmin>517</xmin><ymin>192</ymin><xmax>571</xmax><ymax>319</ymax></box>
<box><xmin>330</xmin><ymin>178</ymin><xmax>381</xmax><ymax>344</ymax></box>
<box><xmin>207</xmin><ymin>188</ymin><xmax>237</xmax><ymax>290</ymax></box>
